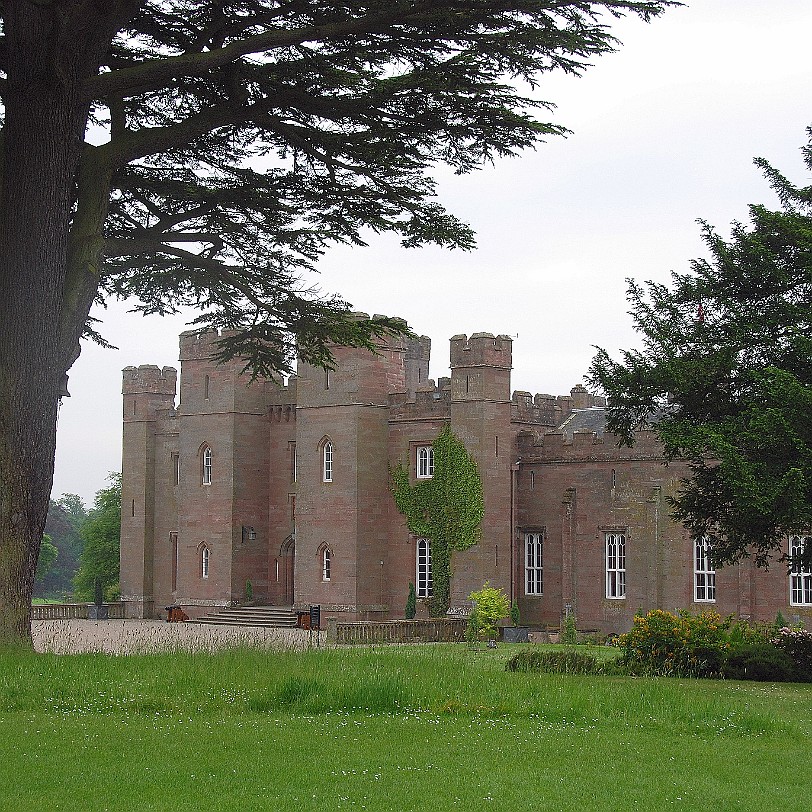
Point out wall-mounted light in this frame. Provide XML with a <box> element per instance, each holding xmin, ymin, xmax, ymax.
<box><xmin>241</xmin><ymin>525</ymin><xmax>257</xmax><ymax>543</ymax></box>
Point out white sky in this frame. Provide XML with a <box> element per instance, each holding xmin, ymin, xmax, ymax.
<box><xmin>54</xmin><ymin>0</ymin><xmax>812</xmax><ymax>506</ymax></box>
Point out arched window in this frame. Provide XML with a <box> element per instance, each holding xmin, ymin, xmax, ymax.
<box><xmin>201</xmin><ymin>546</ymin><xmax>210</xmax><ymax>579</ymax></box>
<box><xmin>417</xmin><ymin>446</ymin><xmax>434</xmax><ymax>479</ymax></box>
<box><xmin>322</xmin><ymin>548</ymin><xmax>332</xmax><ymax>582</ymax></box>
<box><xmin>323</xmin><ymin>440</ymin><xmax>333</xmax><ymax>482</ymax></box>
<box><xmin>202</xmin><ymin>446</ymin><xmax>212</xmax><ymax>485</ymax></box>
<box><xmin>605</xmin><ymin>532</ymin><xmax>626</xmax><ymax>599</ymax></box>
<box><xmin>525</xmin><ymin>532</ymin><xmax>543</xmax><ymax>595</ymax></box>
<box><xmin>416</xmin><ymin>538</ymin><xmax>433</xmax><ymax>598</ymax></box>
<box><xmin>790</xmin><ymin>535</ymin><xmax>812</xmax><ymax>606</ymax></box>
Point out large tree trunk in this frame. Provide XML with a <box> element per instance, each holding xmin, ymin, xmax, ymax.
<box><xmin>0</xmin><ymin>2</ymin><xmax>119</xmax><ymax>647</ymax></box>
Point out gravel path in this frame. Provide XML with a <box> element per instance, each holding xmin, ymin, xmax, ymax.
<box><xmin>33</xmin><ymin>619</ymin><xmax>325</xmax><ymax>655</ymax></box>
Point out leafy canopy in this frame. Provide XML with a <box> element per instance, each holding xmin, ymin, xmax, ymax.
<box><xmin>589</xmin><ymin>129</ymin><xmax>812</xmax><ymax>568</ymax></box>
<box><xmin>11</xmin><ymin>0</ymin><xmax>675</xmax><ymax>375</ymax></box>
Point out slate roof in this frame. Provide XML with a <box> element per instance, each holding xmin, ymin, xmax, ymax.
<box><xmin>555</xmin><ymin>407</ymin><xmax>608</xmax><ymax>441</ymax></box>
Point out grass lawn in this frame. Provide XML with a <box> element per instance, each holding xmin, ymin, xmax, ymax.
<box><xmin>1</xmin><ymin>644</ymin><xmax>809</xmax><ymax>811</ymax></box>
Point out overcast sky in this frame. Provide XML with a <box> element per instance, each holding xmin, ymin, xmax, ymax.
<box><xmin>53</xmin><ymin>0</ymin><xmax>812</xmax><ymax>506</ymax></box>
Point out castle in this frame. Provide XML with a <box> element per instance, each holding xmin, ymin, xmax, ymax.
<box><xmin>120</xmin><ymin>317</ymin><xmax>811</xmax><ymax>633</ymax></box>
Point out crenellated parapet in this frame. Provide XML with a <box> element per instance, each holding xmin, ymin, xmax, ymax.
<box><xmin>518</xmin><ymin>424</ymin><xmax>666</xmax><ymax>463</ymax></box>
<box><xmin>510</xmin><ymin>391</ymin><xmax>559</xmax><ymax>427</ymax></box>
<box><xmin>388</xmin><ymin>378</ymin><xmax>451</xmax><ymax>422</ymax></box>
<box><xmin>122</xmin><ymin>365</ymin><xmax>177</xmax><ymax>396</ymax></box>
<box><xmin>449</xmin><ymin>332</ymin><xmax>512</xmax><ymax>370</ymax></box>
<box><xmin>178</xmin><ymin>329</ymin><xmax>237</xmax><ymax>362</ymax></box>
<box><xmin>264</xmin><ymin>374</ymin><xmax>298</xmax><ymax>408</ymax></box>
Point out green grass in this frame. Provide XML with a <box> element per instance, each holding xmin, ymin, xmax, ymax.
<box><xmin>1</xmin><ymin>644</ymin><xmax>810</xmax><ymax>811</ymax></box>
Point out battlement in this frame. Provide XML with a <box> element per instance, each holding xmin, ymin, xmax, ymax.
<box><xmin>264</xmin><ymin>374</ymin><xmax>298</xmax><ymax>407</ymax></box>
<box><xmin>388</xmin><ymin>378</ymin><xmax>452</xmax><ymax>421</ymax></box>
<box><xmin>122</xmin><ymin>365</ymin><xmax>177</xmax><ymax>396</ymax></box>
<box><xmin>510</xmin><ymin>391</ymin><xmax>558</xmax><ymax>426</ymax></box>
<box><xmin>449</xmin><ymin>333</ymin><xmax>512</xmax><ymax>369</ymax></box>
<box><xmin>179</xmin><ymin>329</ymin><xmax>241</xmax><ymax>362</ymax></box>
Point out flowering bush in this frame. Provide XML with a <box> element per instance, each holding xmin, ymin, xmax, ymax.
<box><xmin>615</xmin><ymin>609</ymin><xmax>732</xmax><ymax>677</ymax></box>
<box><xmin>771</xmin><ymin>627</ymin><xmax>812</xmax><ymax>681</ymax></box>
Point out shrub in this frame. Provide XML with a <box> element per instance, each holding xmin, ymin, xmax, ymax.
<box><xmin>723</xmin><ymin>643</ymin><xmax>798</xmax><ymax>682</ymax></box>
<box><xmin>405</xmin><ymin>582</ymin><xmax>417</xmax><ymax>620</ymax></box>
<box><xmin>505</xmin><ymin>649</ymin><xmax>607</xmax><ymax>675</ymax></box>
<box><xmin>615</xmin><ymin>609</ymin><xmax>731</xmax><ymax>677</ymax></box>
<box><xmin>561</xmin><ymin>613</ymin><xmax>578</xmax><ymax>645</ymax></box>
<box><xmin>510</xmin><ymin>600</ymin><xmax>520</xmax><ymax>627</ymax></box>
<box><xmin>771</xmin><ymin>627</ymin><xmax>812</xmax><ymax>681</ymax></box>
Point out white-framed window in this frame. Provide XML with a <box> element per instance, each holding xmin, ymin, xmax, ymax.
<box><xmin>417</xmin><ymin>445</ymin><xmax>434</xmax><ymax>479</ymax></box>
<box><xmin>694</xmin><ymin>537</ymin><xmax>716</xmax><ymax>602</ymax></box>
<box><xmin>202</xmin><ymin>446</ymin><xmax>212</xmax><ymax>485</ymax></box>
<box><xmin>790</xmin><ymin>535</ymin><xmax>812</xmax><ymax>606</ymax></box>
<box><xmin>605</xmin><ymin>532</ymin><xmax>626</xmax><ymax>599</ymax></box>
<box><xmin>322</xmin><ymin>548</ymin><xmax>332</xmax><ymax>582</ymax></box>
<box><xmin>201</xmin><ymin>546</ymin><xmax>210</xmax><ymax>579</ymax></box>
<box><xmin>525</xmin><ymin>532</ymin><xmax>543</xmax><ymax>595</ymax></box>
<box><xmin>322</xmin><ymin>440</ymin><xmax>333</xmax><ymax>482</ymax></box>
<box><xmin>416</xmin><ymin>538</ymin><xmax>433</xmax><ymax>598</ymax></box>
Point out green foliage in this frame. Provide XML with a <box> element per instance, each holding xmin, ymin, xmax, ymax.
<box><xmin>510</xmin><ymin>600</ymin><xmax>521</xmax><ymax>627</ymax></box>
<box><xmin>34</xmin><ymin>536</ymin><xmax>58</xmax><ymax>584</ymax></box>
<box><xmin>405</xmin><ymin>582</ymin><xmax>417</xmax><ymax>620</ymax></box>
<box><xmin>589</xmin><ymin>129</ymin><xmax>812</xmax><ymax>567</ymax></box>
<box><xmin>73</xmin><ymin>474</ymin><xmax>121</xmax><ymax>602</ymax></box>
<box><xmin>616</xmin><ymin>609</ymin><xmax>733</xmax><ymax>677</ymax></box>
<box><xmin>561</xmin><ymin>613</ymin><xmax>578</xmax><ymax>645</ymax></box>
<box><xmin>35</xmin><ymin>498</ymin><xmax>87</xmax><ymax>600</ymax></box>
<box><xmin>505</xmin><ymin>648</ymin><xmax>609</xmax><ymax>675</ymax></box>
<box><xmin>467</xmin><ymin>583</ymin><xmax>510</xmax><ymax>641</ymax></box>
<box><xmin>245</xmin><ymin>580</ymin><xmax>253</xmax><ymax>602</ymax></box>
<box><xmin>391</xmin><ymin>425</ymin><xmax>483</xmax><ymax>616</ymax></box>
<box><xmin>771</xmin><ymin>627</ymin><xmax>812</xmax><ymax>681</ymax></box>
<box><xmin>723</xmin><ymin>643</ymin><xmax>798</xmax><ymax>682</ymax></box>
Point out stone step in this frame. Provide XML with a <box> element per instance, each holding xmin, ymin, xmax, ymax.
<box><xmin>190</xmin><ymin>605</ymin><xmax>298</xmax><ymax>628</ymax></box>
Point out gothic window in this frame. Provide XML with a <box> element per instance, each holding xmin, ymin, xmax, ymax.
<box><xmin>416</xmin><ymin>538</ymin><xmax>433</xmax><ymax>598</ymax></box>
<box><xmin>790</xmin><ymin>535</ymin><xmax>812</xmax><ymax>606</ymax></box>
<box><xmin>694</xmin><ymin>538</ymin><xmax>716</xmax><ymax>602</ymax></box>
<box><xmin>416</xmin><ymin>446</ymin><xmax>434</xmax><ymax>479</ymax></box>
<box><xmin>202</xmin><ymin>446</ymin><xmax>212</xmax><ymax>485</ymax></box>
<box><xmin>323</xmin><ymin>440</ymin><xmax>333</xmax><ymax>482</ymax></box>
<box><xmin>525</xmin><ymin>532</ymin><xmax>543</xmax><ymax>595</ymax></box>
<box><xmin>605</xmin><ymin>532</ymin><xmax>626</xmax><ymax>599</ymax></box>
<box><xmin>201</xmin><ymin>546</ymin><xmax>210</xmax><ymax>579</ymax></box>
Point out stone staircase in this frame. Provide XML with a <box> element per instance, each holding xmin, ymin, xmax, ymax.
<box><xmin>191</xmin><ymin>605</ymin><xmax>298</xmax><ymax>628</ymax></box>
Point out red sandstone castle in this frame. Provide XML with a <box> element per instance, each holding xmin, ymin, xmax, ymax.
<box><xmin>120</xmin><ymin>318</ymin><xmax>812</xmax><ymax>632</ymax></box>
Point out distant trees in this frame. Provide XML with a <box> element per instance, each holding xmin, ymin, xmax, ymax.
<box><xmin>34</xmin><ymin>498</ymin><xmax>87</xmax><ymax>600</ymax></box>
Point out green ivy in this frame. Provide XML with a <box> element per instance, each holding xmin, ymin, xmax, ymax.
<box><xmin>390</xmin><ymin>425</ymin><xmax>483</xmax><ymax>616</ymax></box>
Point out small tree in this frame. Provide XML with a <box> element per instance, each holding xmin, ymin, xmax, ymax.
<box><xmin>74</xmin><ymin>474</ymin><xmax>121</xmax><ymax>602</ymax></box>
<box><xmin>590</xmin><ymin>130</ymin><xmax>812</xmax><ymax>568</ymax></box>
<box><xmin>391</xmin><ymin>425</ymin><xmax>483</xmax><ymax>616</ymax></box>
<box><xmin>34</xmin><ymin>536</ymin><xmax>58</xmax><ymax>585</ymax></box>
<box><xmin>468</xmin><ymin>583</ymin><xmax>510</xmax><ymax>642</ymax></box>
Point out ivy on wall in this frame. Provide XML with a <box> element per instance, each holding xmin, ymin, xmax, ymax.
<box><xmin>390</xmin><ymin>425</ymin><xmax>483</xmax><ymax>616</ymax></box>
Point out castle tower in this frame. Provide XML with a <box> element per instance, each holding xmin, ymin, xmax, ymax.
<box><xmin>449</xmin><ymin>333</ymin><xmax>514</xmax><ymax>604</ymax></box>
<box><xmin>174</xmin><ymin>330</ymin><xmax>270</xmax><ymax>612</ymax></box>
<box><xmin>294</xmin><ymin>314</ymin><xmax>410</xmax><ymax>619</ymax></box>
<box><xmin>120</xmin><ymin>365</ymin><xmax>177</xmax><ymax>618</ymax></box>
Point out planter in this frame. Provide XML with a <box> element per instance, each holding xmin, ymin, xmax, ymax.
<box><xmin>502</xmin><ymin>626</ymin><xmax>530</xmax><ymax>643</ymax></box>
<box><xmin>87</xmin><ymin>604</ymin><xmax>109</xmax><ymax>621</ymax></box>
